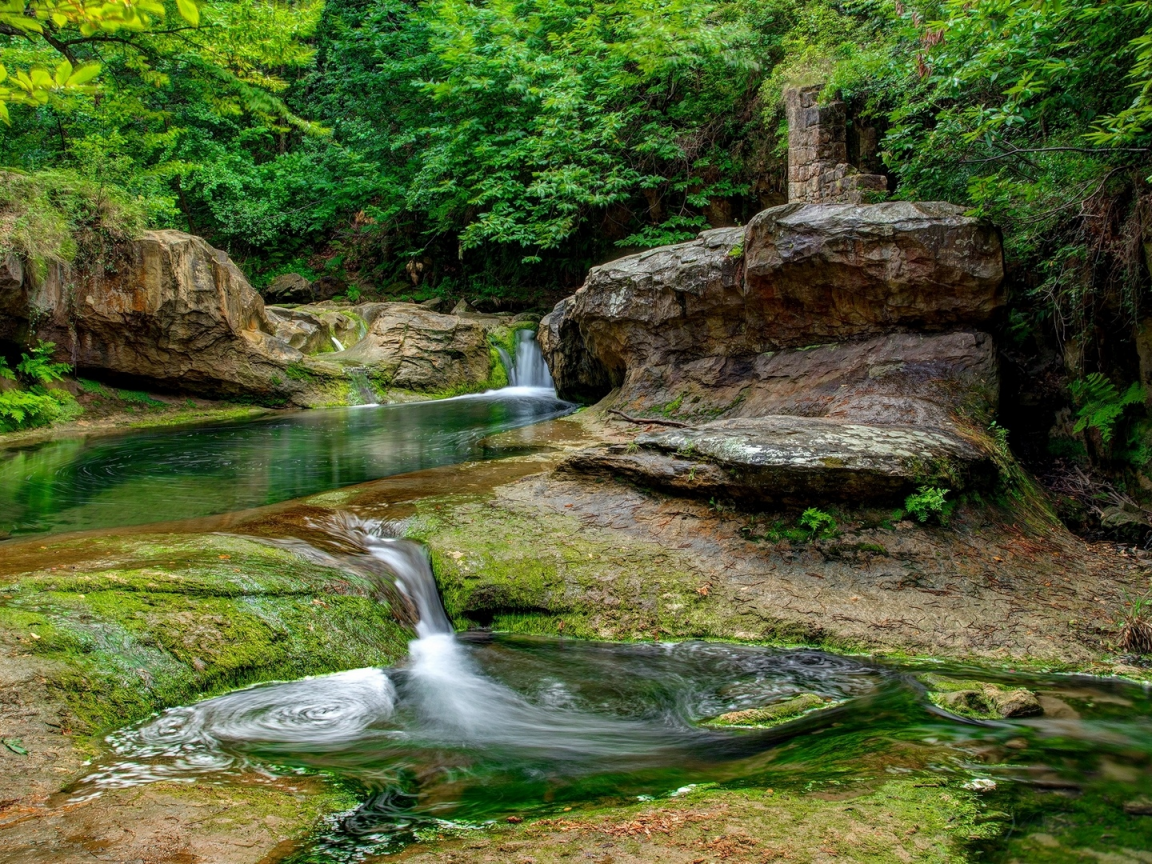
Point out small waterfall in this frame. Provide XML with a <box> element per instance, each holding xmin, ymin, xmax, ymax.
<box><xmin>507</xmin><ymin>329</ymin><xmax>553</xmax><ymax>389</ymax></box>
<box><xmin>347</xmin><ymin>367</ymin><xmax>378</xmax><ymax>406</ymax></box>
<box><xmin>496</xmin><ymin>346</ymin><xmax>513</xmax><ymax>382</ymax></box>
<box><xmin>332</xmin><ymin>336</ymin><xmax>346</xmax><ymax>352</ymax></box>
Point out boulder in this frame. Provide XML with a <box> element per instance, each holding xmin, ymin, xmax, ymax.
<box><xmin>743</xmin><ymin>202</ymin><xmax>1004</xmax><ymax>344</ymax></box>
<box><xmin>264</xmin><ymin>272</ymin><xmax>314</xmax><ymax>304</ymax></box>
<box><xmin>539</xmin><ymin>296</ymin><xmax>613</xmax><ymax>403</ymax></box>
<box><xmin>544</xmin><ymin>205</ymin><xmax>1003</xmax><ymax>406</ymax></box>
<box><xmin>452</xmin><ymin>298</ymin><xmax>477</xmax><ymax>315</ymax></box>
<box><xmin>921</xmin><ymin>674</ymin><xmax>1042</xmax><ymax>720</ymax></box>
<box><xmin>563</xmin><ymin>415</ymin><xmax>994</xmax><ymax>505</ymax></box>
<box><xmin>265</xmin><ymin>305</ymin><xmax>367</xmax><ymax>355</ymax></box>
<box><xmin>331</xmin><ymin>304</ymin><xmax>501</xmax><ymax>393</ymax></box>
<box><xmin>29</xmin><ymin>230</ymin><xmax>301</xmax><ymax>396</ymax></box>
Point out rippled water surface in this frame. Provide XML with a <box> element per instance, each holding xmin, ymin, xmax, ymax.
<box><xmin>0</xmin><ymin>387</ymin><xmax>571</xmax><ymax>538</ymax></box>
<box><xmin>76</xmin><ymin>519</ymin><xmax>1152</xmax><ymax>862</ymax></box>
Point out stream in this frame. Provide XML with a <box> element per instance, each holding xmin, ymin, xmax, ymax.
<box><xmin>4</xmin><ymin>337</ymin><xmax>1152</xmax><ymax>861</ymax></box>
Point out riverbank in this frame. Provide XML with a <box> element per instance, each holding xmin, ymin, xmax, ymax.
<box><xmin>0</xmin><ymin>411</ymin><xmax>1149</xmax><ymax>863</ymax></box>
<box><xmin>0</xmin><ymin>384</ymin><xmax>276</xmax><ymax>449</ymax></box>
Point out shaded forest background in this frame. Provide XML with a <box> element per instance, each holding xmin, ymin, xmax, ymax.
<box><xmin>4</xmin><ymin>0</ymin><xmax>1152</xmax><ymax>535</ymax></box>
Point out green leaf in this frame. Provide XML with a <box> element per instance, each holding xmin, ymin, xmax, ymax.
<box><xmin>67</xmin><ymin>63</ymin><xmax>102</xmax><ymax>87</ymax></box>
<box><xmin>54</xmin><ymin>60</ymin><xmax>73</xmax><ymax>88</ymax></box>
<box><xmin>3</xmin><ymin>738</ymin><xmax>27</xmax><ymax>756</ymax></box>
<box><xmin>177</xmin><ymin>0</ymin><xmax>200</xmax><ymax>27</ymax></box>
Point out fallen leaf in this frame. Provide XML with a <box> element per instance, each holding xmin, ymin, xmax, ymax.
<box><xmin>3</xmin><ymin>739</ymin><xmax>28</xmax><ymax>756</ymax></box>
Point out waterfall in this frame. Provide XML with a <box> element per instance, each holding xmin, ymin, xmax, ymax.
<box><xmin>347</xmin><ymin>367</ymin><xmax>378</xmax><ymax>406</ymax></box>
<box><xmin>332</xmin><ymin>336</ymin><xmax>345</xmax><ymax>352</ymax></box>
<box><xmin>507</xmin><ymin>329</ymin><xmax>553</xmax><ymax>389</ymax></box>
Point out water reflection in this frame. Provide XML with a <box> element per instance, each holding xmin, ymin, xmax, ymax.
<box><xmin>0</xmin><ymin>389</ymin><xmax>572</xmax><ymax>538</ymax></box>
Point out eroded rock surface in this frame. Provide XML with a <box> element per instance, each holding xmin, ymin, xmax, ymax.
<box><xmin>28</xmin><ymin>230</ymin><xmax>302</xmax><ymax>397</ymax></box>
<box><xmin>564</xmin><ymin>415</ymin><xmax>993</xmax><ymax>505</ymax></box>
<box><xmin>743</xmin><ymin>202</ymin><xmax>1004</xmax><ymax>343</ymax></box>
<box><xmin>542</xmin><ymin>202</ymin><xmax>1005</xmax><ymax>504</ymax></box>
<box><xmin>1</xmin><ymin>231</ymin><xmax>509</xmax><ymax>406</ymax></box>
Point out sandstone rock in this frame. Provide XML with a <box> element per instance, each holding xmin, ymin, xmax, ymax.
<box><xmin>420</xmin><ymin>297</ymin><xmax>443</xmax><ymax>311</ymax></box>
<box><xmin>539</xmin><ymin>296</ymin><xmax>613</xmax><ymax>403</ymax></box>
<box><xmin>30</xmin><ymin>230</ymin><xmax>301</xmax><ymax>397</ymax></box>
<box><xmin>743</xmin><ymin>202</ymin><xmax>1004</xmax><ymax>345</ymax></box>
<box><xmin>452</xmin><ymin>299</ymin><xmax>476</xmax><ymax>315</ymax></box>
<box><xmin>264</xmin><ymin>272</ymin><xmax>314</xmax><ymax>304</ymax></box>
<box><xmin>333</xmin><ymin>304</ymin><xmax>500</xmax><ymax>393</ymax></box>
<box><xmin>266</xmin><ymin>305</ymin><xmax>367</xmax><ymax>355</ymax></box>
<box><xmin>563</xmin><ymin>415</ymin><xmax>993</xmax><ymax>504</ymax></box>
<box><xmin>613</xmin><ymin>331</ymin><xmax>999</xmax><ymax>428</ymax></box>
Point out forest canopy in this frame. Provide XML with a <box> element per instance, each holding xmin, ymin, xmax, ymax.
<box><xmin>1</xmin><ymin>0</ymin><xmax>1151</xmax><ymax>315</ymax></box>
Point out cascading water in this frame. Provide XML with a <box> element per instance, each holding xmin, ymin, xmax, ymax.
<box><xmin>332</xmin><ymin>336</ymin><xmax>346</xmax><ymax>352</ymax></box>
<box><xmin>347</xmin><ymin>367</ymin><xmax>379</xmax><ymax>406</ymax></box>
<box><xmin>70</xmin><ymin>516</ymin><xmax>1152</xmax><ymax>859</ymax></box>
<box><xmin>506</xmin><ymin>329</ymin><xmax>554</xmax><ymax>390</ymax></box>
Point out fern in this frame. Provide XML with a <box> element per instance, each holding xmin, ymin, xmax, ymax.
<box><xmin>16</xmin><ymin>340</ymin><xmax>71</xmax><ymax>384</ymax></box>
<box><xmin>1070</xmin><ymin>373</ymin><xmax>1145</xmax><ymax>443</ymax></box>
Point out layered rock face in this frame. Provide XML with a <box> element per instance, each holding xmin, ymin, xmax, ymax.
<box><xmin>1</xmin><ymin>230</ymin><xmax>508</xmax><ymax>406</ymax></box>
<box><xmin>23</xmin><ymin>230</ymin><xmax>301</xmax><ymax>396</ymax></box>
<box><xmin>543</xmin><ymin>201</ymin><xmax>1005</xmax><ymax>505</ymax></box>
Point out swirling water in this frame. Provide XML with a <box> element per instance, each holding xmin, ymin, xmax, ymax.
<box><xmin>75</xmin><ymin>517</ymin><xmax>1152</xmax><ymax>861</ymax></box>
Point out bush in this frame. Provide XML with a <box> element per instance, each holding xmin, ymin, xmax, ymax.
<box><xmin>903</xmin><ymin>487</ymin><xmax>951</xmax><ymax>524</ymax></box>
<box><xmin>798</xmin><ymin>507</ymin><xmax>837</xmax><ymax>538</ymax></box>
<box><xmin>0</xmin><ymin>388</ymin><xmax>76</xmax><ymax>432</ymax></box>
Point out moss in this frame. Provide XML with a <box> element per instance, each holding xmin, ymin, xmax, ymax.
<box><xmin>374</xmin><ymin>779</ymin><xmax>1000</xmax><ymax>863</ymax></box>
<box><xmin>701</xmin><ymin>692</ymin><xmax>835</xmax><ymax>728</ymax></box>
<box><xmin>0</xmin><ymin>534</ymin><xmax>409</xmax><ymax>733</ymax></box>
<box><xmin>409</xmin><ymin>495</ymin><xmax>821</xmax><ymax>645</ymax></box>
<box><xmin>488</xmin><ymin>346</ymin><xmax>509</xmax><ymax>389</ymax></box>
<box><xmin>920</xmin><ymin>673</ymin><xmax>1042</xmax><ymax>720</ymax></box>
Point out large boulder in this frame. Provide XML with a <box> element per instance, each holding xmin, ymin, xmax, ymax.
<box><xmin>328</xmin><ymin>304</ymin><xmax>502</xmax><ymax>393</ymax></box>
<box><xmin>544</xmin><ymin>202</ymin><xmax>1007</xmax><ymax>505</ymax></box>
<box><xmin>265</xmin><ymin>304</ymin><xmax>368</xmax><ymax>355</ymax></box>
<box><xmin>263</xmin><ymin>272</ymin><xmax>314</xmax><ymax>304</ymax></box>
<box><xmin>743</xmin><ymin>202</ymin><xmax>1004</xmax><ymax>344</ymax></box>
<box><xmin>28</xmin><ymin>230</ymin><xmax>301</xmax><ymax>396</ymax></box>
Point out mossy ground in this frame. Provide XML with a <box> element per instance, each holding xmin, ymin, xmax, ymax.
<box><xmin>377</xmin><ymin>779</ymin><xmax>999</xmax><ymax>863</ymax></box>
<box><xmin>0</xmin><ymin>532</ymin><xmax>409</xmax><ymax>734</ymax></box>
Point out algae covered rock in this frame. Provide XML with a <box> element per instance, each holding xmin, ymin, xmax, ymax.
<box><xmin>0</xmin><ymin>533</ymin><xmax>408</xmax><ymax>733</ymax></box>
<box><xmin>702</xmin><ymin>692</ymin><xmax>835</xmax><ymax>728</ymax></box>
<box><xmin>921</xmin><ymin>673</ymin><xmax>1042</xmax><ymax>720</ymax></box>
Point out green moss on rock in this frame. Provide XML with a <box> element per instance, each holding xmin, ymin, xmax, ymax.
<box><xmin>920</xmin><ymin>673</ymin><xmax>1042</xmax><ymax>720</ymax></box>
<box><xmin>701</xmin><ymin>692</ymin><xmax>836</xmax><ymax>728</ymax></box>
<box><xmin>0</xmin><ymin>533</ymin><xmax>409</xmax><ymax>733</ymax></box>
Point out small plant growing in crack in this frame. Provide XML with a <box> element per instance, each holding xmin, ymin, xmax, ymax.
<box><xmin>1118</xmin><ymin>590</ymin><xmax>1152</xmax><ymax>656</ymax></box>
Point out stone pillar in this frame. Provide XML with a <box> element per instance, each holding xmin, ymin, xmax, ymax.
<box><xmin>785</xmin><ymin>86</ymin><xmax>887</xmax><ymax>204</ymax></box>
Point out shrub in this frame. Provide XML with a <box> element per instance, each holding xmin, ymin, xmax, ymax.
<box><xmin>798</xmin><ymin>507</ymin><xmax>837</xmax><ymax>538</ymax></box>
<box><xmin>0</xmin><ymin>388</ymin><xmax>75</xmax><ymax>432</ymax></box>
<box><xmin>1070</xmin><ymin>373</ymin><xmax>1145</xmax><ymax>444</ymax></box>
<box><xmin>903</xmin><ymin>487</ymin><xmax>951</xmax><ymax>524</ymax></box>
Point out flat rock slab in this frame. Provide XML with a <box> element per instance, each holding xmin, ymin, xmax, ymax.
<box><xmin>564</xmin><ymin>416</ymin><xmax>992</xmax><ymax>503</ymax></box>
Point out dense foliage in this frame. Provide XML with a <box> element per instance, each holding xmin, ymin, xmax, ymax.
<box><xmin>3</xmin><ymin>0</ymin><xmax>1152</xmax><ymax>515</ymax></box>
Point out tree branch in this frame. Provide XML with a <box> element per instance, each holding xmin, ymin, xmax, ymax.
<box><xmin>607</xmin><ymin>409</ymin><xmax>692</xmax><ymax>428</ymax></box>
<box><xmin>962</xmin><ymin>145</ymin><xmax>1149</xmax><ymax>165</ymax></box>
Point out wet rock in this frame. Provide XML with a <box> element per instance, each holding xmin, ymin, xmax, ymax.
<box><xmin>743</xmin><ymin>202</ymin><xmax>1004</xmax><ymax>344</ymax></box>
<box><xmin>332</xmin><ymin>303</ymin><xmax>502</xmax><ymax>393</ymax></box>
<box><xmin>563</xmin><ymin>416</ymin><xmax>993</xmax><ymax>505</ymax></box>
<box><xmin>264</xmin><ymin>272</ymin><xmax>314</xmax><ymax>304</ymax></box>
<box><xmin>703</xmin><ymin>692</ymin><xmax>833</xmax><ymax>728</ymax></box>
<box><xmin>921</xmin><ymin>674</ymin><xmax>1041</xmax><ymax>720</ymax></box>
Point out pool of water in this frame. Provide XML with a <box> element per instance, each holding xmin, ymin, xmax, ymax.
<box><xmin>74</xmin><ymin>519</ymin><xmax>1152</xmax><ymax>862</ymax></box>
<box><xmin>0</xmin><ymin>387</ymin><xmax>572</xmax><ymax>538</ymax></box>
